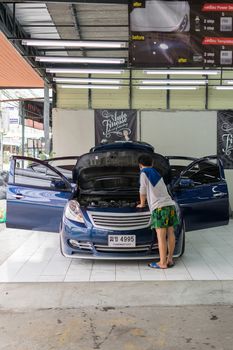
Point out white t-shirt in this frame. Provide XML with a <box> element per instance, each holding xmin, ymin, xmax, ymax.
<box><xmin>139</xmin><ymin>168</ymin><xmax>175</xmax><ymax>213</ymax></box>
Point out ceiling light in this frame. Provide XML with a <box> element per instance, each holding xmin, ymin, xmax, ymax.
<box><xmin>35</xmin><ymin>57</ymin><xmax>125</xmax><ymax>64</ymax></box>
<box><xmin>46</xmin><ymin>68</ymin><xmax>125</xmax><ymax>74</ymax></box>
<box><xmin>54</xmin><ymin>78</ymin><xmax>121</xmax><ymax>84</ymax></box>
<box><xmin>225</xmin><ymin>80</ymin><xmax>233</xmax><ymax>84</ymax></box>
<box><xmin>144</xmin><ymin>70</ymin><xmax>220</xmax><ymax>75</ymax></box>
<box><xmin>139</xmin><ymin>86</ymin><xmax>199</xmax><ymax>90</ymax></box>
<box><xmin>215</xmin><ymin>86</ymin><xmax>233</xmax><ymax>90</ymax></box>
<box><xmin>141</xmin><ymin>80</ymin><xmax>208</xmax><ymax>85</ymax></box>
<box><xmin>22</xmin><ymin>39</ymin><xmax>127</xmax><ymax>48</ymax></box>
<box><xmin>59</xmin><ymin>84</ymin><xmax>121</xmax><ymax>90</ymax></box>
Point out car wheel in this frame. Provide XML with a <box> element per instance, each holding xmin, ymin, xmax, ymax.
<box><xmin>179</xmin><ymin>221</ymin><xmax>186</xmax><ymax>257</ymax></box>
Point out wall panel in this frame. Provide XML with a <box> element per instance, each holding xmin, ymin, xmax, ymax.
<box><xmin>91</xmin><ymin>86</ymin><xmax>129</xmax><ymax>109</ymax></box>
<box><xmin>52</xmin><ymin>108</ymin><xmax>94</xmax><ymax>156</ymax></box>
<box><xmin>170</xmin><ymin>87</ymin><xmax>206</xmax><ymax>110</ymax></box>
<box><xmin>56</xmin><ymin>87</ymin><xmax>88</xmax><ymax>109</ymax></box>
<box><xmin>141</xmin><ymin>110</ymin><xmax>216</xmax><ymax>156</ymax></box>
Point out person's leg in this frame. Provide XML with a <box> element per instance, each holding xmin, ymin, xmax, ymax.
<box><xmin>155</xmin><ymin>228</ymin><xmax>168</xmax><ymax>268</ymax></box>
<box><xmin>167</xmin><ymin>226</ymin><xmax>176</xmax><ymax>265</ymax></box>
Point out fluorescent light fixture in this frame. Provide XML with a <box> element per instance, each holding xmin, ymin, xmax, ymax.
<box><xmin>141</xmin><ymin>80</ymin><xmax>208</xmax><ymax>85</ymax></box>
<box><xmin>144</xmin><ymin>70</ymin><xmax>220</xmax><ymax>75</ymax></box>
<box><xmin>22</xmin><ymin>39</ymin><xmax>127</xmax><ymax>48</ymax></box>
<box><xmin>59</xmin><ymin>84</ymin><xmax>121</xmax><ymax>90</ymax></box>
<box><xmin>35</xmin><ymin>57</ymin><xmax>125</xmax><ymax>64</ymax></box>
<box><xmin>54</xmin><ymin>78</ymin><xmax>121</xmax><ymax>84</ymax></box>
<box><xmin>215</xmin><ymin>86</ymin><xmax>233</xmax><ymax>90</ymax></box>
<box><xmin>139</xmin><ymin>86</ymin><xmax>198</xmax><ymax>90</ymax></box>
<box><xmin>46</xmin><ymin>68</ymin><xmax>125</xmax><ymax>74</ymax></box>
<box><xmin>225</xmin><ymin>80</ymin><xmax>233</xmax><ymax>84</ymax></box>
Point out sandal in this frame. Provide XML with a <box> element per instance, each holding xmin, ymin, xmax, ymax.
<box><xmin>148</xmin><ymin>262</ymin><xmax>167</xmax><ymax>269</ymax></box>
<box><xmin>167</xmin><ymin>262</ymin><xmax>175</xmax><ymax>268</ymax></box>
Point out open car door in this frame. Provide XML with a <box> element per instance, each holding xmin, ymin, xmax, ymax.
<box><xmin>7</xmin><ymin>156</ymin><xmax>74</xmax><ymax>232</ymax></box>
<box><xmin>28</xmin><ymin>156</ymin><xmax>80</xmax><ymax>182</ymax></box>
<box><xmin>169</xmin><ymin>156</ymin><xmax>229</xmax><ymax>231</ymax></box>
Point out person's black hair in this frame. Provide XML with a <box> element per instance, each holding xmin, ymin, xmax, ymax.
<box><xmin>138</xmin><ymin>154</ymin><xmax>153</xmax><ymax>166</ymax></box>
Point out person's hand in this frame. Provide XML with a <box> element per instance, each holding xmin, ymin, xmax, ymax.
<box><xmin>136</xmin><ymin>203</ymin><xmax>145</xmax><ymax>208</ymax></box>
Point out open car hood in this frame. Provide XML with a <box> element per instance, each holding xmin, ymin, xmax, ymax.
<box><xmin>73</xmin><ymin>149</ymin><xmax>171</xmax><ymax>192</ymax></box>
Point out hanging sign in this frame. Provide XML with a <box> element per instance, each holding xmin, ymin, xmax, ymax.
<box><xmin>217</xmin><ymin>110</ymin><xmax>233</xmax><ymax>168</ymax></box>
<box><xmin>95</xmin><ymin>110</ymin><xmax>137</xmax><ymax>145</ymax></box>
<box><xmin>129</xmin><ymin>0</ymin><xmax>233</xmax><ymax>67</ymax></box>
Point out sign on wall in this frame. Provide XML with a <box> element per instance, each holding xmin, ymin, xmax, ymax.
<box><xmin>217</xmin><ymin>110</ymin><xmax>233</xmax><ymax>169</ymax></box>
<box><xmin>129</xmin><ymin>0</ymin><xmax>233</xmax><ymax>67</ymax></box>
<box><xmin>95</xmin><ymin>110</ymin><xmax>137</xmax><ymax>145</ymax></box>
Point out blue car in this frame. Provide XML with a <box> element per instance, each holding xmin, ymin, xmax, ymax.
<box><xmin>6</xmin><ymin>142</ymin><xmax>229</xmax><ymax>260</ymax></box>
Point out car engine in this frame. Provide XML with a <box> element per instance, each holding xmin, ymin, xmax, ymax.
<box><xmin>79</xmin><ymin>196</ymin><xmax>139</xmax><ymax>208</ymax></box>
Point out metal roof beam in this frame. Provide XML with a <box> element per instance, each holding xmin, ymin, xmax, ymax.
<box><xmin>71</xmin><ymin>4</ymin><xmax>85</xmax><ymax>57</ymax></box>
<box><xmin>3</xmin><ymin>1</ymin><xmax>129</xmax><ymax>4</ymax></box>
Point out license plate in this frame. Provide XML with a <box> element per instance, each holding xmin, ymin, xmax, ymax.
<box><xmin>108</xmin><ymin>235</ymin><xmax>136</xmax><ymax>248</ymax></box>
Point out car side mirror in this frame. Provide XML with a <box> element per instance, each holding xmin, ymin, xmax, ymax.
<box><xmin>178</xmin><ymin>178</ymin><xmax>194</xmax><ymax>188</ymax></box>
<box><xmin>51</xmin><ymin>179</ymin><xmax>67</xmax><ymax>190</ymax></box>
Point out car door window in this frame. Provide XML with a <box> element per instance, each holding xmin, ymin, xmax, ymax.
<box><xmin>183</xmin><ymin>160</ymin><xmax>221</xmax><ymax>186</ymax></box>
<box><xmin>14</xmin><ymin>160</ymin><xmax>68</xmax><ymax>190</ymax></box>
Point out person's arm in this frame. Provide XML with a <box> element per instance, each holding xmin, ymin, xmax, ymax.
<box><xmin>137</xmin><ymin>193</ymin><xmax>146</xmax><ymax>208</ymax></box>
<box><xmin>137</xmin><ymin>173</ymin><xmax>147</xmax><ymax>208</ymax></box>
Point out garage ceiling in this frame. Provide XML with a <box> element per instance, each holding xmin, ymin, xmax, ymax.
<box><xmin>1</xmin><ymin>0</ymin><xmax>233</xmax><ymax>110</ymax></box>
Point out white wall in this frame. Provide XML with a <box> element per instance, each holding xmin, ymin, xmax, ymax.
<box><xmin>52</xmin><ymin>108</ymin><xmax>233</xmax><ymax>210</ymax></box>
<box><xmin>141</xmin><ymin>111</ymin><xmax>216</xmax><ymax>157</ymax></box>
<box><xmin>52</xmin><ymin>109</ymin><xmax>94</xmax><ymax>157</ymax></box>
<box><xmin>141</xmin><ymin>110</ymin><xmax>233</xmax><ymax>210</ymax></box>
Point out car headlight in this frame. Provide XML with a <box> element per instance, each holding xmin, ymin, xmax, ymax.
<box><xmin>64</xmin><ymin>200</ymin><xmax>85</xmax><ymax>223</ymax></box>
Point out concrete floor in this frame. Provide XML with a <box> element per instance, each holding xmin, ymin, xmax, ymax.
<box><xmin>0</xmin><ymin>221</ymin><xmax>233</xmax><ymax>282</ymax></box>
<box><xmin>1</xmin><ymin>304</ymin><xmax>233</xmax><ymax>350</ymax></box>
<box><xmin>1</xmin><ymin>281</ymin><xmax>233</xmax><ymax>350</ymax></box>
<box><xmin>1</xmin><ymin>222</ymin><xmax>233</xmax><ymax>349</ymax></box>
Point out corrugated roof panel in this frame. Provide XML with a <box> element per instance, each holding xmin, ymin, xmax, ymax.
<box><xmin>47</xmin><ymin>4</ymin><xmax>81</xmax><ymax>41</ymax></box>
<box><xmin>0</xmin><ymin>32</ymin><xmax>43</xmax><ymax>88</ymax></box>
<box><xmin>7</xmin><ymin>3</ymin><xmax>60</xmax><ymax>39</ymax></box>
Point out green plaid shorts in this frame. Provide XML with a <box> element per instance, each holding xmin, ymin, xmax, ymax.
<box><xmin>151</xmin><ymin>205</ymin><xmax>179</xmax><ymax>229</ymax></box>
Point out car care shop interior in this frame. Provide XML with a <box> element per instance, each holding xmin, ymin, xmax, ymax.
<box><xmin>1</xmin><ymin>1</ymin><xmax>233</xmax><ymax>350</ymax></box>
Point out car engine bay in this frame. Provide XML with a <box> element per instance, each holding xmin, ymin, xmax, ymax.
<box><xmin>78</xmin><ymin>195</ymin><xmax>140</xmax><ymax>209</ymax></box>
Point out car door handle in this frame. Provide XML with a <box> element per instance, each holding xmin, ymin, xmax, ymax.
<box><xmin>13</xmin><ymin>194</ymin><xmax>24</xmax><ymax>200</ymax></box>
<box><xmin>213</xmin><ymin>192</ymin><xmax>225</xmax><ymax>198</ymax></box>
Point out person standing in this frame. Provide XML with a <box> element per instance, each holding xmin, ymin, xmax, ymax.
<box><xmin>137</xmin><ymin>154</ymin><xmax>179</xmax><ymax>269</ymax></box>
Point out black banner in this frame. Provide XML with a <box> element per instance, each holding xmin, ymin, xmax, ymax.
<box><xmin>217</xmin><ymin>110</ymin><xmax>233</xmax><ymax>169</ymax></box>
<box><xmin>95</xmin><ymin>110</ymin><xmax>137</xmax><ymax>145</ymax></box>
<box><xmin>129</xmin><ymin>0</ymin><xmax>233</xmax><ymax>67</ymax></box>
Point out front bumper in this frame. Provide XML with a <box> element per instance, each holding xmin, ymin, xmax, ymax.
<box><xmin>62</xmin><ymin>251</ymin><xmax>181</xmax><ymax>260</ymax></box>
<box><xmin>60</xmin><ymin>208</ymin><xmax>184</xmax><ymax>260</ymax></box>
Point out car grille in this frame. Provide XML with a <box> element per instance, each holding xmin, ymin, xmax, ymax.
<box><xmin>94</xmin><ymin>243</ymin><xmax>158</xmax><ymax>253</ymax></box>
<box><xmin>87</xmin><ymin>211</ymin><xmax>151</xmax><ymax>231</ymax></box>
